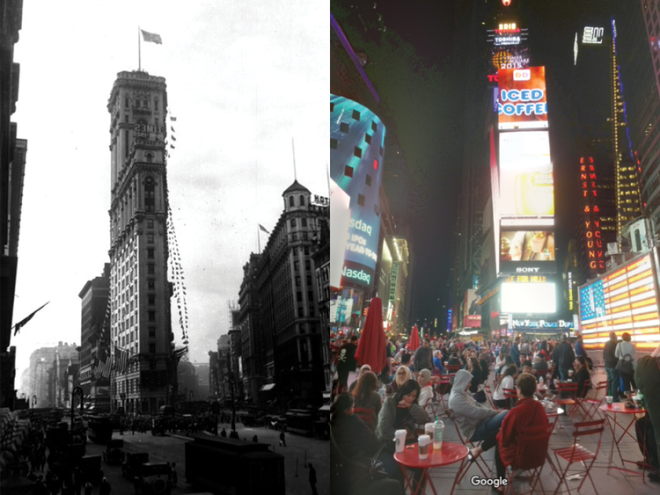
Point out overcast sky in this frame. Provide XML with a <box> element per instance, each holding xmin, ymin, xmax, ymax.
<box><xmin>12</xmin><ymin>0</ymin><xmax>328</xmax><ymax>381</ymax></box>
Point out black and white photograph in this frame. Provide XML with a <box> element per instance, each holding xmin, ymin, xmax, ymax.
<box><xmin>2</xmin><ymin>1</ymin><xmax>329</xmax><ymax>494</ymax></box>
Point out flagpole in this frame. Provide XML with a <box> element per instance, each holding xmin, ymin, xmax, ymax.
<box><xmin>257</xmin><ymin>226</ymin><xmax>261</xmax><ymax>254</ymax></box>
<box><xmin>292</xmin><ymin>138</ymin><xmax>297</xmax><ymax>181</ymax></box>
<box><xmin>138</xmin><ymin>26</ymin><xmax>141</xmax><ymax>71</ymax></box>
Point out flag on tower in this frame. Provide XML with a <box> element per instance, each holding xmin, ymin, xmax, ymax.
<box><xmin>141</xmin><ymin>29</ymin><xmax>162</xmax><ymax>44</ymax></box>
<box><xmin>170</xmin><ymin>116</ymin><xmax>177</xmax><ymax>122</ymax></box>
<box><xmin>259</xmin><ymin>224</ymin><xmax>270</xmax><ymax>234</ymax></box>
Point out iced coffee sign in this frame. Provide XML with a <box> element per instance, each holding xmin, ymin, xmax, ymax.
<box><xmin>497</xmin><ymin>67</ymin><xmax>548</xmax><ymax>130</ymax></box>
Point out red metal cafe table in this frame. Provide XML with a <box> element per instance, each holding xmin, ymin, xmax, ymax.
<box><xmin>394</xmin><ymin>441</ymin><xmax>469</xmax><ymax>495</ymax></box>
<box><xmin>599</xmin><ymin>402</ymin><xmax>649</xmax><ymax>480</ymax></box>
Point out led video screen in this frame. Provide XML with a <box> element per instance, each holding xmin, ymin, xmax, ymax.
<box><xmin>499</xmin><ymin>130</ymin><xmax>554</xmax><ymax>225</ymax></box>
<box><xmin>330</xmin><ymin>94</ymin><xmax>386</xmax><ymax>289</ymax></box>
<box><xmin>498</xmin><ymin>66</ymin><xmax>548</xmax><ymax>130</ymax></box>
<box><xmin>579</xmin><ymin>254</ymin><xmax>660</xmax><ymax>350</ymax></box>
<box><xmin>501</xmin><ymin>282</ymin><xmax>557</xmax><ymax>314</ymax></box>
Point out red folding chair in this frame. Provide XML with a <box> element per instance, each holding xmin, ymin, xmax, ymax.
<box><xmin>446</xmin><ymin>364</ymin><xmax>461</xmax><ymax>374</ymax></box>
<box><xmin>503</xmin><ymin>388</ymin><xmax>518</xmax><ymax>410</ymax></box>
<box><xmin>452</xmin><ymin>419</ymin><xmax>490</xmax><ymax>484</ymax></box>
<box><xmin>549</xmin><ymin>419</ymin><xmax>606</xmax><ymax>495</ymax></box>
<box><xmin>554</xmin><ymin>382</ymin><xmax>577</xmax><ymax>416</ymax></box>
<box><xmin>579</xmin><ymin>380</ymin><xmax>607</xmax><ymax>421</ymax></box>
<box><xmin>353</xmin><ymin>407</ymin><xmax>375</xmax><ymax>430</ymax></box>
<box><xmin>484</xmin><ymin>384</ymin><xmax>501</xmax><ymax>411</ymax></box>
<box><xmin>503</xmin><ymin>424</ymin><xmax>552</xmax><ymax>495</ymax></box>
<box><xmin>435</xmin><ymin>375</ymin><xmax>452</xmax><ymax>411</ymax></box>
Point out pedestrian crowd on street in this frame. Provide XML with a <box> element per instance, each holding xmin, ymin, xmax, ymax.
<box><xmin>330</xmin><ymin>329</ymin><xmax>660</xmax><ymax>495</ymax></box>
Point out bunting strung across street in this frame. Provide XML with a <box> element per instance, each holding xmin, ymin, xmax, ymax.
<box><xmin>165</xmin><ymin>202</ymin><xmax>190</xmax><ymax>353</ymax></box>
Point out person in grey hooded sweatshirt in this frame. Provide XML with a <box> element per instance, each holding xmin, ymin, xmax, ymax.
<box><xmin>449</xmin><ymin>369</ymin><xmax>508</xmax><ymax>462</ymax></box>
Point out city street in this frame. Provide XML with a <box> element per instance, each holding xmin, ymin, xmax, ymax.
<box><xmin>71</xmin><ymin>423</ymin><xmax>328</xmax><ymax>495</ymax></box>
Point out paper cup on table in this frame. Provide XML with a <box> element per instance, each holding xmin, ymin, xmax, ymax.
<box><xmin>568</xmin><ymin>369</ymin><xmax>574</xmax><ymax>377</ymax></box>
<box><xmin>424</xmin><ymin>423</ymin><xmax>435</xmax><ymax>448</ymax></box>
<box><xmin>394</xmin><ymin>429</ymin><xmax>407</xmax><ymax>453</ymax></box>
<box><xmin>633</xmin><ymin>397</ymin><xmax>639</xmax><ymax>408</ymax></box>
<box><xmin>418</xmin><ymin>435</ymin><xmax>430</xmax><ymax>460</ymax></box>
<box><xmin>567</xmin><ymin>379</ymin><xmax>572</xmax><ymax>383</ymax></box>
<box><xmin>606</xmin><ymin>396</ymin><xmax>613</xmax><ymax>406</ymax></box>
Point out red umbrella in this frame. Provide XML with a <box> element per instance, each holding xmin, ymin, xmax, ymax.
<box><xmin>408</xmin><ymin>325</ymin><xmax>421</xmax><ymax>351</ymax></box>
<box><xmin>355</xmin><ymin>298</ymin><xmax>387</xmax><ymax>374</ymax></box>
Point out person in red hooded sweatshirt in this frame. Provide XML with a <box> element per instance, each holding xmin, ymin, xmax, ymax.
<box><xmin>493</xmin><ymin>373</ymin><xmax>548</xmax><ymax>493</ymax></box>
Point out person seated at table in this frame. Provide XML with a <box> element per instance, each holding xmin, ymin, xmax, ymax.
<box><xmin>479</xmin><ymin>353</ymin><xmax>491</xmax><ymax>384</ymax></box>
<box><xmin>574</xmin><ymin>356</ymin><xmax>591</xmax><ymax>399</ymax></box>
<box><xmin>532</xmin><ymin>355</ymin><xmax>548</xmax><ymax>372</ymax></box>
<box><xmin>376</xmin><ymin>380</ymin><xmax>429</xmax><ymax>488</ymax></box>
<box><xmin>496</xmin><ymin>355</ymin><xmax>515</xmax><ymax>379</ymax></box>
<box><xmin>331</xmin><ymin>393</ymin><xmax>404</xmax><ymax>495</ymax></box>
<box><xmin>432</xmin><ymin>351</ymin><xmax>444</xmax><ymax>375</ymax></box>
<box><xmin>349</xmin><ymin>364</ymin><xmax>373</xmax><ymax>393</ymax></box>
<box><xmin>493</xmin><ymin>373</ymin><xmax>548</xmax><ymax>493</ymax></box>
<box><xmin>400</xmin><ymin>353</ymin><xmax>413</xmax><ymax>372</ymax></box>
<box><xmin>521</xmin><ymin>360</ymin><xmax>533</xmax><ymax>375</ymax></box>
<box><xmin>417</xmin><ymin>369</ymin><xmax>435</xmax><ymax>414</ymax></box>
<box><xmin>467</xmin><ymin>357</ymin><xmax>482</xmax><ymax>393</ymax></box>
<box><xmin>387</xmin><ymin>365</ymin><xmax>411</xmax><ymax>395</ymax></box>
<box><xmin>449</xmin><ymin>370</ymin><xmax>508</xmax><ymax>463</ymax></box>
<box><xmin>352</xmin><ymin>371</ymin><xmax>382</xmax><ymax>430</ymax></box>
<box><xmin>493</xmin><ymin>365</ymin><xmax>518</xmax><ymax>409</ymax></box>
<box><xmin>447</xmin><ymin>352</ymin><xmax>461</xmax><ymax>368</ymax></box>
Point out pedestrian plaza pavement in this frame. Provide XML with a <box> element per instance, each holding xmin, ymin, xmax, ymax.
<box><xmin>418</xmin><ymin>368</ymin><xmax>659</xmax><ymax>495</ymax></box>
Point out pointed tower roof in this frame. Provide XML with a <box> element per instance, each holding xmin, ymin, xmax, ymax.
<box><xmin>282</xmin><ymin>180</ymin><xmax>310</xmax><ymax>196</ymax></box>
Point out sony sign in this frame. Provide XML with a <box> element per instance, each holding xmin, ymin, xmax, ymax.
<box><xmin>516</xmin><ymin>267</ymin><xmax>540</xmax><ymax>273</ymax></box>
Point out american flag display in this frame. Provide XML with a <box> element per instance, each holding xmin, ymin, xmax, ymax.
<box><xmin>579</xmin><ymin>254</ymin><xmax>660</xmax><ymax>349</ymax></box>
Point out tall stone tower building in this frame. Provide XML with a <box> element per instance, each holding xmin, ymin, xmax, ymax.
<box><xmin>107</xmin><ymin>71</ymin><xmax>173</xmax><ymax>414</ymax></box>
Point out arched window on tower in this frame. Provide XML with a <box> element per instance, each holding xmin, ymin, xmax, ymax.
<box><xmin>145</xmin><ymin>177</ymin><xmax>155</xmax><ymax>212</ymax></box>
<box><xmin>289</xmin><ymin>196</ymin><xmax>295</xmax><ymax>207</ymax></box>
<box><xmin>299</xmin><ymin>195</ymin><xmax>305</xmax><ymax>206</ymax></box>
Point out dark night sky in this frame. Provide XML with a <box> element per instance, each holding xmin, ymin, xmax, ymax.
<box><xmin>333</xmin><ymin>0</ymin><xmax>623</xmax><ymax>329</ymax></box>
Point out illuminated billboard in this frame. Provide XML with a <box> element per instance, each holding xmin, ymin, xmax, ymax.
<box><xmin>501</xmin><ymin>282</ymin><xmax>557</xmax><ymax>314</ymax></box>
<box><xmin>486</xmin><ymin>21</ymin><xmax>530</xmax><ymax>85</ymax></box>
<box><xmin>582</xmin><ymin>26</ymin><xmax>604</xmax><ymax>44</ymax></box>
<box><xmin>330</xmin><ymin>94</ymin><xmax>386</xmax><ymax>289</ymax></box>
<box><xmin>579</xmin><ymin>254</ymin><xmax>660</xmax><ymax>350</ymax></box>
<box><xmin>330</xmin><ymin>179</ymin><xmax>351</xmax><ymax>289</ymax></box>
<box><xmin>499</xmin><ymin>131</ymin><xmax>554</xmax><ymax>224</ymax></box>
<box><xmin>498</xmin><ymin>67</ymin><xmax>548</xmax><ymax>130</ymax></box>
<box><xmin>500</xmin><ymin>231</ymin><xmax>555</xmax><ymax>274</ymax></box>
<box><xmin>464</xmin><ymin>289</ymin><xmax>481</xmax><ymax>328</ymax></box>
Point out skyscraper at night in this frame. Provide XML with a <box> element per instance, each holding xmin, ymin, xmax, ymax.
<box><xmin>107</xmin><ymin>71</ymin><xmax>174</xmax><ymax>414</ymax></box>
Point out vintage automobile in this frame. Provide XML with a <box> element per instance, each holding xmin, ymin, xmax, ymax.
<box><xmin>80</xmin><ymin>455</ymin><xmax>104</xmax><ymax>485</ymax></box>
<box><xmin>122</xmin><ymin>451</ymin><xmax>150</xmax><ymax>480</ymax></box>
<box><xmin>102</xmin><ymin>438</ymin><xmax>125</xmax><ymax>464</ymax></box>
<box><xmin>134</xmin><ymin>462</ymin><xmax>173</xmax><ymax>495</ymax></box>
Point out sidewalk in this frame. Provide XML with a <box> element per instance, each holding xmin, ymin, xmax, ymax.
<box><xmin>423</xmin><ymin>368</ymin><xmax>659</xmax><ymax>494</ymax></box>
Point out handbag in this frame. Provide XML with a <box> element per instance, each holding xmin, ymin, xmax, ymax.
<box><xmin>616</xmin><ymin>353</ymin><xmax>634</xmax><ymax>375</ymax></box>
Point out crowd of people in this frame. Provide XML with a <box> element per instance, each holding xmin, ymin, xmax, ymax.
<box><xmin>330</xmin><ymin>332</ymin><xmax>660</xmax><ymax>495</ymax></box>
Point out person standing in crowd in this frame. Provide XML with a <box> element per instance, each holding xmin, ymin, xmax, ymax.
<box><xmin>552</xmin><ymin>335</ymin><xmax>575</xmax><ymax>381</ymax></box>
<box><xmin>337</xmin><ymin>336</ymin><xmax>358</xmax><ymax>393</ymax></box>
<box><xmin>510</xmin><ymin>338</ymin><xmax>521</xmax><ymax>368</ymax></box>
<box><xmin>604</xmin><ymin>332</ymin><xmax>620</xmax><ymax>399</ymax></box>
<box><xmin>574</xmin><ymin>334</ymin><xmax>587</xmax><ymax>358</ymax></box>
<box><xmin>308</xmin><ymin>463</ymin><xmax>318</xmax><ymax>495</ymax></box>
<box><xmin>615</xmin><ymin>332</ymin><xmax>637</xmax><ymax>405</ymax></box>
<box><xmin>634</xmin><ymin>343</ymin><xmax>660</xmax><ymax>483</ymax></box>
<box><xmin>413</xmin><ymin>339</ymin><xmax>434</xmax><ymax>373</ymax></box>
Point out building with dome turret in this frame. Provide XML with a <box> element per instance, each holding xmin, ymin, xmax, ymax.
<box><xmin>238</xmin><ymin>180</ymin><xmax>328</xmax><ymax>407</ymax></box>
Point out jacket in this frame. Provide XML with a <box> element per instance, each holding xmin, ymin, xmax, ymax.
<box><xmin>510</xmin><ymin>343</ymin><xmax>520</xmax><ymax>365</ymax></box>
<box><xmin>496</xmin><ymin>397</ymin><xmax>547</xmax><ymax>467</ymax></box>
<box><xmin>413</xmin><ymin>346</ymin><xmax>433</xmax><ymax>371</ymax></box>
<box><xmin>552</xmin><ymin>342</ymin><xmax>575</xmax><ymax>370</ymax></box>
<box><xmin>375</xmin><ymin>396</ymin><xmax>428</xmax><ymax>448</ymax></box>
<box><xmin>615</xmin><ymin>341</ymin><xmax>636</xmax><ymax>370</ymax></box>
<box><xmin>448</xmin><ymin>370</ymin><xmax>497</xmax><ymax>440</ymax></box>
<box><xmin>603</xmin><ymin>339</ymin><xmax>619</xmax><ymax>368</ymax></box>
